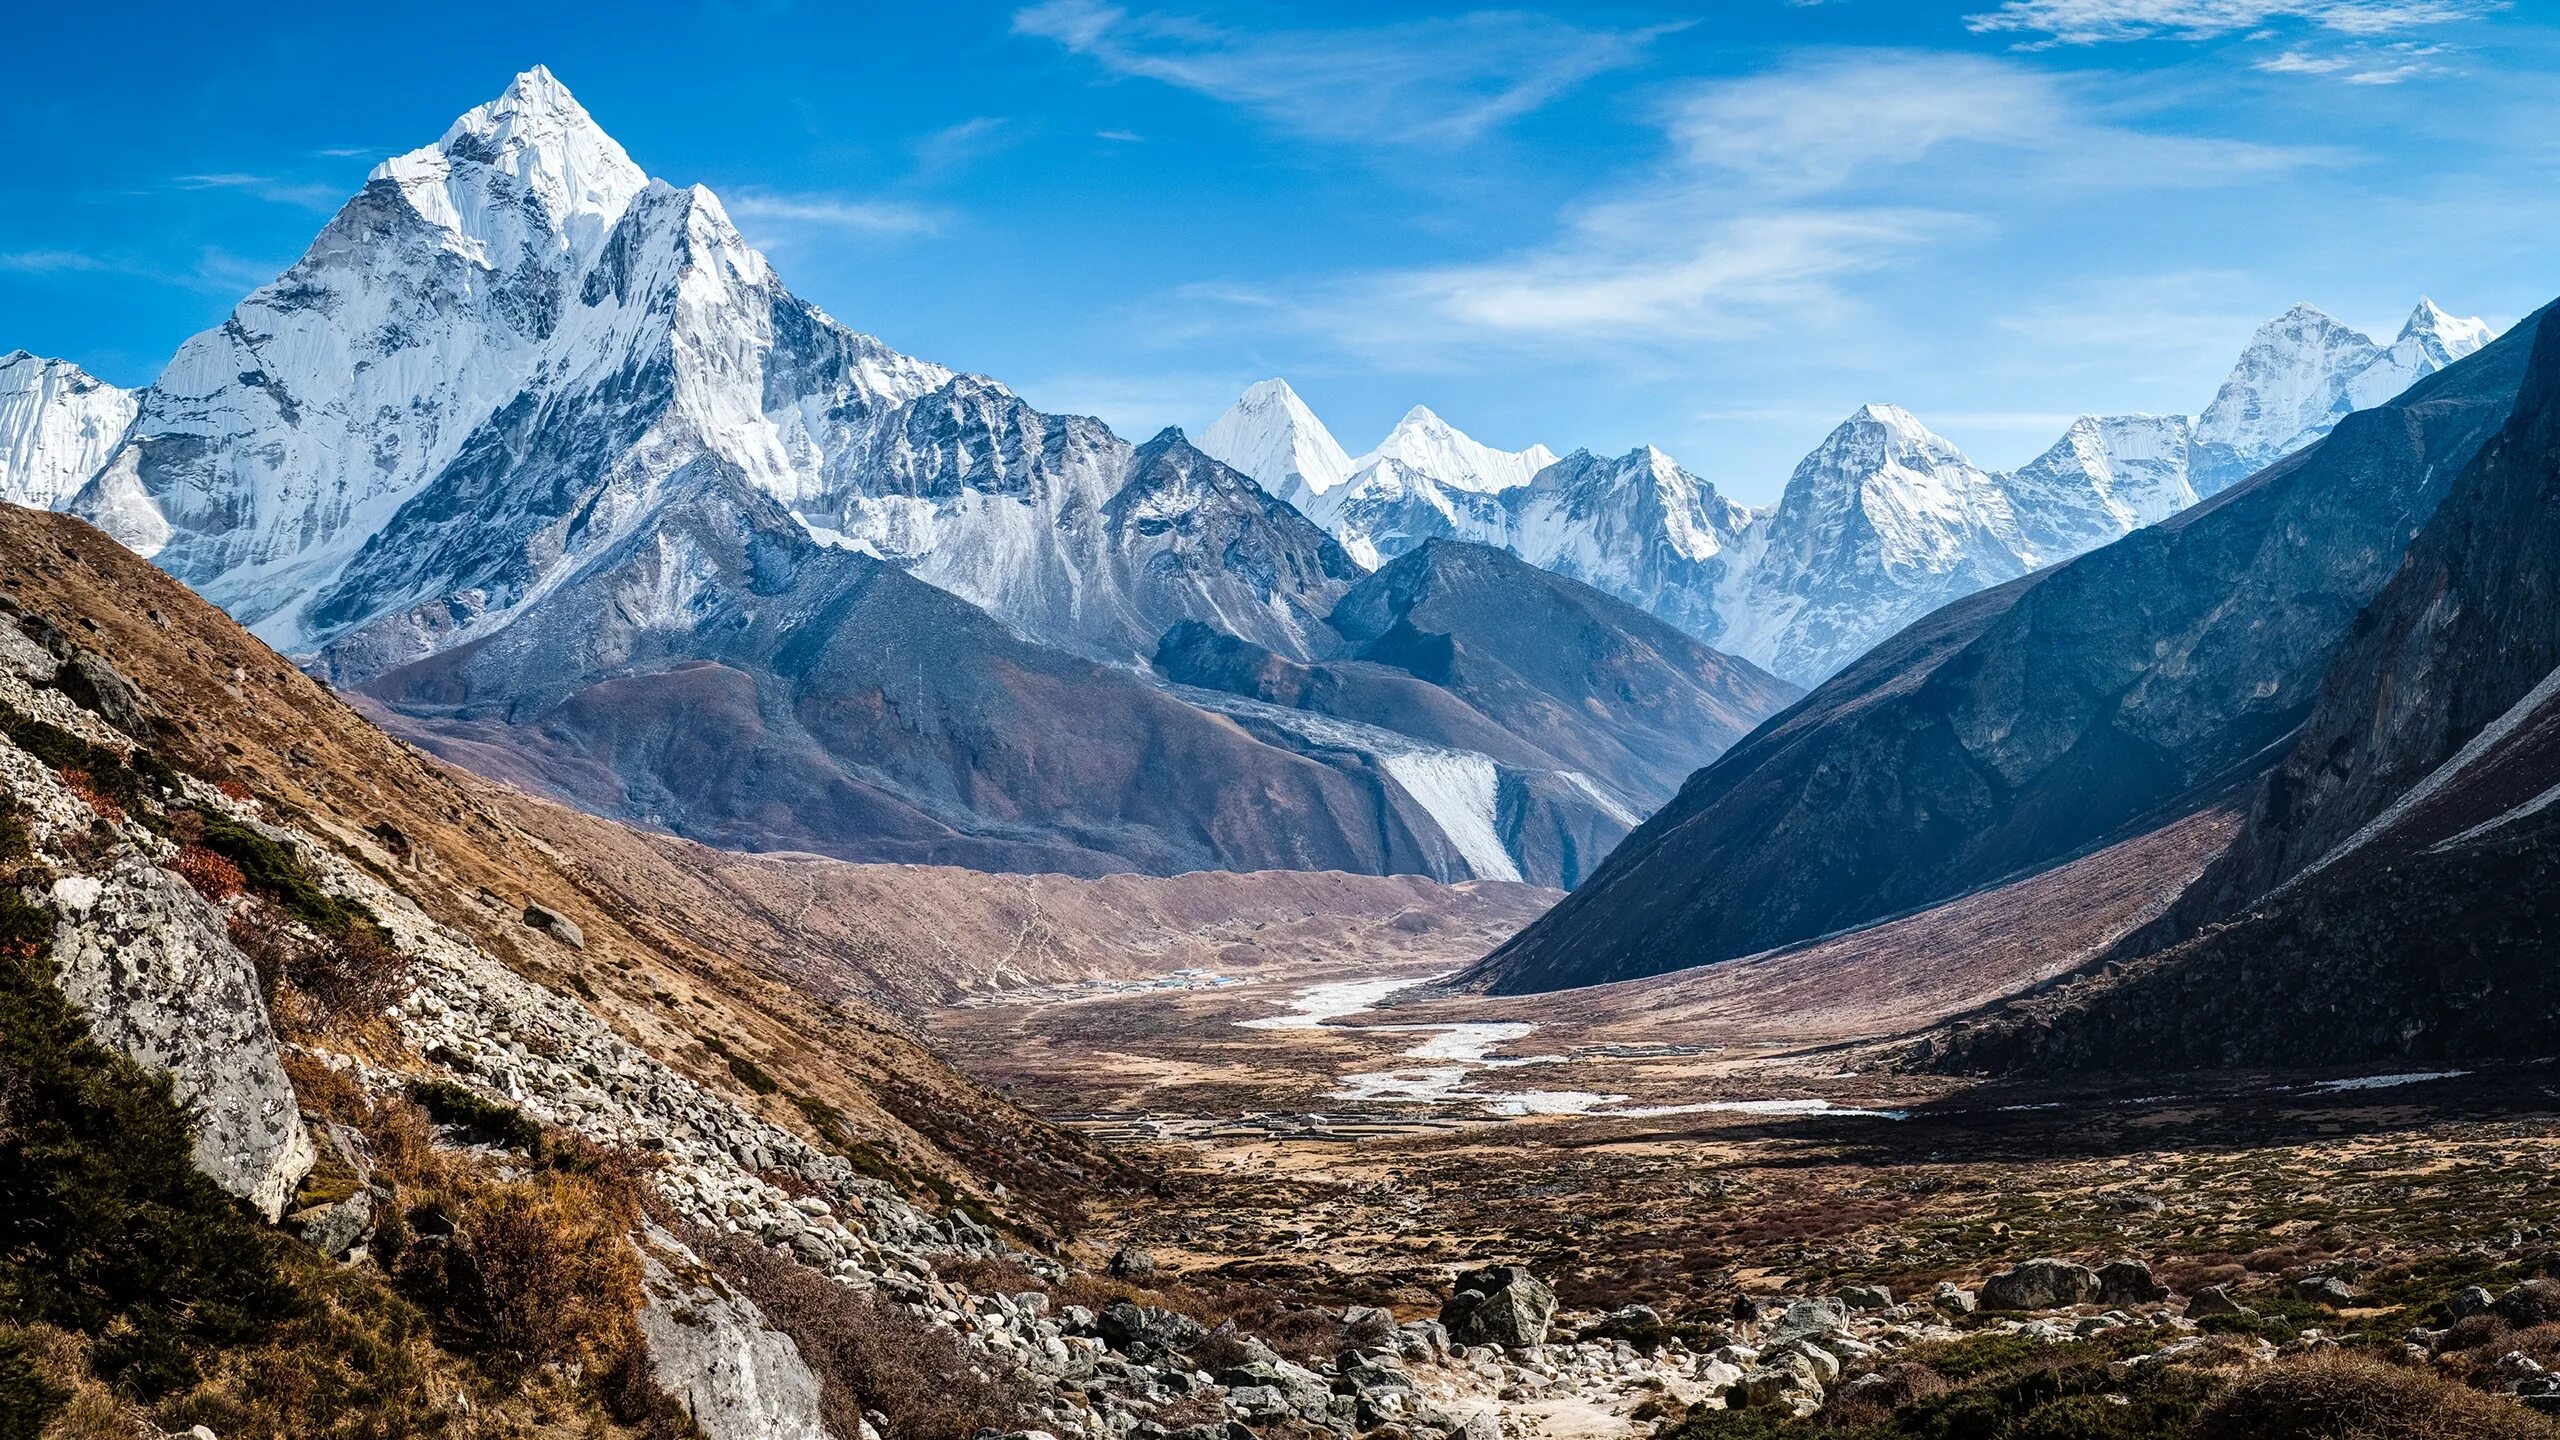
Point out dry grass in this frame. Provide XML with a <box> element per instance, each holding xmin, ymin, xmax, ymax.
<box><xmin>2195</xmin><ymin>1353</ymin><xmax>2560</xmax><ymax>1439</ymax></box>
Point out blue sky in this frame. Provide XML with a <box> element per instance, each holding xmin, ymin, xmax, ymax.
<box><xmin>3</xmin><ymin>1</ymin><xmax>2554</xmax><ymax>502</ymax></box>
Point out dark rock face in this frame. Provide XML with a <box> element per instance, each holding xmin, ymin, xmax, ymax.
<box><xmin>1326</xmin><ymin>541</ymin><xmax>1796</xmax><ymax>803</ymax></box>
<box><xmin>1930</xmin><ymin>305</ymin><xmax>2560</xmax><ymax>1074</ymax></box>
<box><xmin>1152</xmin><ymin>541</ymin><xmax>1798</xmax><ymax>886</ymax></box>
<box><xmin>1464</xmin><ymin>313</ymin><xmax>2538</xmax><ymax>996</ymax></box>
<box><xmin>363</xmin><ymin>467</ymin><xmax>1450</xmax><ymax>879</ymax></box>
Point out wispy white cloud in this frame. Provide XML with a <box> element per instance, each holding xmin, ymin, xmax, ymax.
<box><xmin>0</xmin><ymin>249</ymin><xmax>111</xmax><ymax>274</ymax></box>
<box><xmin>1967</xmin><ymin>0</ymin><xmax>2500</xmax><ymax>44</ymax></box>
<box><xmin>725</xmin><ymin>191</ymin><xmax>947</xmax><ymax>238</ymax></box>
<box><xmin>171</xmin><ymin>172</ymin><xmax>345</xmax><ymax>210</ymax></box>
<box><xmin>1011</xmin><ymin>1</ymin><xmax>1673</xmax><ymax>144</ymax></box>
<box><xmin>1095</xmin><ymin>129</ymin><xmax>1145</xmax><ymax>143</ymax></box>
<box><xmin>912</xmin><ymin>116</ymin><xmax>1017</xmax><ymax>174</ymax></box>
<box><xmin>1198</xmin><ymin>52</ymin><xmax>2331</xmax><ymax>353</ymax></box>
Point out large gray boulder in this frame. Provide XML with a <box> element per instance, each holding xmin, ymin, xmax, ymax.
<box><xmin>50</xmin><ymin>859</ymin><xmax>316</xmax><ymax>1221</ymax></box>
<box><xmin>1980</xmin><ymin>1259</ymin><xmax>2101</xmax><ymax>1312</ymax></box>
<box><xmin>638</xmin><ymin>1235</ymin><xmax>836</xmax><ymax>1440</ymax></box>
<box><xmin>1440</xmin><ymin>1265</ymin><xmax>1558</xmax><ymax>1349</ymax></box>
<box><xmin>2098</xmin><ymin>1259</ymin><xmax>2169</xmax><ymax>1305</ymax></box>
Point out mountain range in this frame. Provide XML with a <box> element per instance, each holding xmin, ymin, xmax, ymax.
<box><xmin>0</xmin><ymin>67</ymin><xmax>1791</xmax><ymax>888</ymax></box>
<box><xmin>1200</xmin><ymin>300</ymin><xmax>2493</xmax><ymax>685</ymax></box>
<box><xmin>1469</xmin><ymin>300</ymin><xmax>2544</xmax><ymax>999</ymax></box>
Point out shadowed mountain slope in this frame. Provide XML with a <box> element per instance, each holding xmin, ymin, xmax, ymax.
<box><xmin>1463</xmin><ymin>306</ymin><xmax>2543</xmax><ymax>995</ymax></box>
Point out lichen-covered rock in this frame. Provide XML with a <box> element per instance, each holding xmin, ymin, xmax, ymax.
<box><xmin>1980</xmin><ymin>1259</ymin><xmax>2100</xmax><ymax>1312</ymax></box>
<box><xmin>50</xmin><ymin>858</ymin><xmax>315</xmax><ymax>1220</ymax></box>
<box><xmin>639</xmin><ymin>1232</ymin><xmax>838</xmax><ymax>1440</ymax></box>
<box><xmin>2098</xmin><ymin>1259</ymin><xmax>2168</xmax><ymax>1305</ymax></box>
<box><xmin>1442</xmin><ymin>1265</ymin><xmax>1558</xmax><ymax>1349</ymax></box>
<box><xmin>522</xmin><ymin>902</ymin><xmax>585</xmax><ymax>950</ymax></box>
<box><xmin>2187</xmin><ymin>1285</ymin><xmax>2254</xmax><ymax>1318</ymax></box>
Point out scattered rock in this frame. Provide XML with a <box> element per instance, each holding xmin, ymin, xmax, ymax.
<box><xmin>1930</xmin><ymin>1282</ymin><xmax>1979</xmax><ymax>1315</ymax></box>
<box><xmin>1769</xmin><ymin>1297</ymin><xmax>1850</xmax><ymax>1342</ymax></box>
<box><xmin>1107</xmin><ymin>1244</ymin><xmax>1157</xmax><ymax>1281</ymax></box>
<box><xmin>288</xmin><ymin>1190</ymin><xmax>377</xmax><ymax>1260</ymax></box>
<box><xmin>1981</xmin><ymin>1259</ymin><xmax>2100</xmax><ymax>1312</ymax></box>
<box><xmin>1838</xmin><ymin>1284</ymin><xmax>1895</xmax><ymax>1311</ymax></box>
<box><xmin>2446</xmin><ymin>1285</ymin><xmax>2497</xmax><ymax>1321</ymax></box>
<box><xmin>2291</xmin><ymin>1275</ymin><xmax>2357</xmax><ymax>1308</ymax></box>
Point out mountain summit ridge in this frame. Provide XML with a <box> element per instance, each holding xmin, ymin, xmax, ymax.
<box><xmin>1206</xmin><ymin>295</ymin><xmax>2494</xmax><ymax>685</ymax></box>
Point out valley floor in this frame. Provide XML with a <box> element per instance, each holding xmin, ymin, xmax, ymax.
<box><xmin>929</xmin><ymin>905</ymin><xmax>2560</xmax><ymax>1434</ymax></box>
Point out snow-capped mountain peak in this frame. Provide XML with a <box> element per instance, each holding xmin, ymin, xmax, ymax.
<box><xmin>376</xmin><ymin>64</ymin><xmax>646</xmax><ymax>264</ymax></box>
<box><xmin>2191</xmin><ymin>298</ymin><xmax>2493</xmax><ymax>495</ymax></box>
<box><xmin>1357</xmin><ymin>404</ymin><xmax>1557</xmax><ymax>494</ymax></box>
<box><xmin>0</xmin><ymin>353</ymin><xmax>136</xmax><ymax>511</ymax></box>
<box><xmin>1197</xmin><ymin>378</ymin><xmax>1354</xmax><ymax>502</ymax></box>
<box><xmin>2400</xmin><ymin>296</ymin><xmax>2494</xmax><ymax>359</ymax></box>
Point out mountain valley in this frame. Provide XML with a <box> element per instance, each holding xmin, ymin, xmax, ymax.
<box><xmin>11</xmin><ymin>51</ymin><xmax>2560</xmax><ymax>1440</ymax></box>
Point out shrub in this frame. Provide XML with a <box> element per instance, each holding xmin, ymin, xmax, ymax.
<box><xmin>192</xmin><ymin>814</ymin><xmax>377</xmax><ymax>939</ymax></box>
<box><xmin>405</xmin><ymin>1080</ymin><xmax>544</xmax><ymax>1156</ymax></box>
<box><xmin>0</xmin><ymin>703</ymin><xmax>180</xmax><ymax>828</ymax></box>
<box><xmin>0</xmin><ymin>943</ymin><xmax>302</xmax><ymax>1399</ymax></box>
<box><xmin>2194</xmin><ymin>1353</ymin><xmax>2560</xmax><ymax>1440</ymax></box>
<box><xmin>699</xmin><ymin>1034</ymin><xmax>781</xmax><ymax>1095</ymax></box>
<box><xmin>0</xmin><ymin>1332</ymin><xmax>70</xmax><ymax>1440</ymax></box>
<box><xmin>400</xmin><ymin>1179</ymin><xmax>643</xmax><ymax>1379</ymax></box>
<box><xmin>172</xmin><ymin>845</ymin><xmax>245</xmax><ymax>903</ymax></box>
<box><xmin>0</xmin><ymin>796</ymin><xmax>28</xmax><ymax>866</ymax></box>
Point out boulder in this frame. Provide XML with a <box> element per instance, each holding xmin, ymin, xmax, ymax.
<box><xmin>1931</xmin><ymin>1282</ymin><xmax>1979</xmax><ymax>1315</ymax></box>
<box><xmin>1440</xmin><ymin>1266</ymin><xmax>1557</xmax><ymax>1350</ymax></box>
<box><xmin>522</xmin><ymin>903</ymin><xmax>585</xmax><ymax>950</ymax></box>
<box><xmin>1097</xmin><ymin>1301</ymin><xmax>1207</xmax><ymax>1355</ymax></box>
<box><xmin>2497</xmin><ymin>1280</ymin><xmax>2560</xmax><ymax>1328</ymax></box>
<box><xmin>1768</xmin><ymin>1297</ymin><xmax>1851</xmax><ymax>1342</ymax></box>
<box><xmin>1838</xmin><ymin>1284</ymin><xmax>1895</xmax><ymax>1311</ymax></box>
<box><xmin>1732</xmin><ymin>1349</ymin><xmax>1827</xmax><ymax>1417</ymax></box>
<box><xmin>287</xmin><ymin>1189</ymin><xmax>377</xmax><ymax>1260</ymax></box>
<box><xmin>2098</xmin><ymin>1259</ymin><xmax>2168</xmax><ymax>1306</ymax></box>
<box><xmin>637</xmin><ymin>1236</ymin><xmax>830</xmax><ymax>1440</ymax></box>
<box><xmin>1980</xmin><ymin>1259</ymin><xmax>2100</xmax><ymax>1312</ymax></box>
<box><xmin>2291</xmin><ymin>1275</ymin><xmax>2357</xmax><ymax>1308</ymax></box>
<box><xmin>50</xmin><ymin>859</ymin><xmax>316</xmax><ymax>1220</ymax></box>
<box><xmin>2187</xmin><ymin>1286</ymin><xmax>2255</xmax><ymax>1318</ymax></box>
<box><xmin>1109</xmin><ymin>1244</ymin><xmax>1158</xmax><ymax>1281</ymax></box>
<box><xmin>2446</xmin><ymin>1285</ymin><xmax>2496</xmax><ymax>1321</ymax></box>
<box><xmin>54</xmin><ymin>649</ymin><xmax>154</xmax><ymax>739</ymax></box>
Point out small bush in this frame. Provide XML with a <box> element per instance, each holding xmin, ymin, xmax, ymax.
<box><xmin>0</xmin><ymin>704</ymin><xmax>161</xmax><ymax>819</ymax></box>
<box><xmin>172</xmin><ymin>846</ymin><xmax>245</xmax><ymax>903</ymax></box>
<box><xmin>700</xmin><ymin>1035</ymin><xmax>780</xmax><ymax>1095</ymax></box>
<box><xmin>192</xmin><ymin>814</ymin><xmax>376</xmax><ymax>939</ymax></box>
<box><xmin>790</xmin><ymin>1092</ymin><xmax>854</xmax><ymax>1150</ymax></box>
<box><xmin>395</xmin><ymin>1180</ymin><xmax>643</xmax><ymax>1379</ymax></box>
<box><xmin>0</xmin><ymin>1332</ymin><xmax>70</xmax><ymax>1440</ymax></box>
<box><xmin>2195</xmin><ymin>1353</ymin><xmax>2560</xmax><ymax>1440</ymax></box>
<box><xmin>0</xmin><ymin>797</ymin><xmax>28</xmax><ymax>866</ymax></box>
<box><xmin>405</xmin><ymin>1080</ymin><xmax>544</xmax><ymax>1156</ymax></box>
